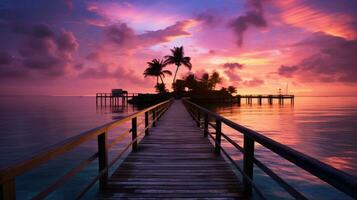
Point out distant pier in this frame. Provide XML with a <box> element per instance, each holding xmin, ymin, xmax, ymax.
<box><xmin>193</xmin><ymin>94</ymin><xmax>295</xmax><ymax>105</ymax></box>
<box><xmin>96</xmin><ymin>93</ymin><xmax>138</xmax><ymax>106</ymax></box>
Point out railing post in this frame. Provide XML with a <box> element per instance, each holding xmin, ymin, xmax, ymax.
<box><xmin>196</xmin><ymin>109</ymin><xmax>200</xmax><ymax>127</ymax></box>
<box><xmin>157</xmin><ymin>106</ymin><xmax>160</xmax><ymax>121</ymax></box>
<box><xmin>132</xmin><ymin>117</ymin><xmax>137</xmax><ymax>151</ymax></box>
<box><xmin>243</xmin><ymin>134</ymin><xmax>255</xmax><ymax>196</ymax></box>
<box><xmin>204</xmin><ymin>113</ymin><xmax>208</xmax><ymax>137</ymax></box>
<box><xmin>215</xmin><ymin>120</ymin><xmax>221</xmax><ymax>154</ymax></box>
<box><xmin>145</xmin><ymin>111</ymin><xmax>149</xmax><ymax>136</ymax></box>
<box><xmin>97</xmin><ymin>132</ymin><xmax>108</xmax><ymax>191</ymax></box>
<box><xmin>152</xmin><ymin>108</ymin><xmax>156</xmax><ymax>127</ymax></box>
<box><xmin>1</xmin><ymin>179</ymin><xmax>16</xmax><ymax>200</ymax></box>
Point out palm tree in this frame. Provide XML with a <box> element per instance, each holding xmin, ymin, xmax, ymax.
<box><xmin>143</xmin><ymin>59</ymin><xmax>172</xmax><ymax>86</ymax></box>
<box><xmin>164</xmin><ymin>46</ymin><xmax>192</xmax><ymax>87</ymax></box>
<box><xmin>228</xmin><ymin>86</ymin><xmax>237</xmax><ymax>95</ymax></box>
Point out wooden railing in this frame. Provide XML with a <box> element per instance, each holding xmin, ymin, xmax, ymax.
<box><xmin>183</xmin><ymin>98</ymin><xmax>357</xmax><ymax>199</ymax></box>
<box><xmin>0</xmin><ymin>99</ymin><xmax>173</xmax><ymax>200</ymax></box>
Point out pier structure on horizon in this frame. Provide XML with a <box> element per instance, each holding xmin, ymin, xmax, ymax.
<box><xmin>96</xmin><ymin>91</ymin><xmax>139</xmax><ymax>107</ymax></box>
<box><xmin>1</xmin><ymin>98</ymin><xmax>356</xmax><ymax>200</ymax></box>
<box><xmin>194</xmin><ymin>94</ymin><xmax>295</xmax><ymax>105</ymax></box>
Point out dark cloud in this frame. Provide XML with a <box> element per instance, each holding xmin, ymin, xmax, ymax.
<box><xmin>104</xmin><ymin>23</ymin><xmax>137</xmax><ymax>48</ymax></box>
<box><xmin>139</xmin><ymin>20</ymin><xmax>191</xmax><ymax>46</ymax></box>
<box><xmin>0</xmin><ymin>23</ymin><xmax>79</xmax><ymax>78</ymax></box>
<box><xmin>243</xmin><ymin>78</ymin><xmax>264</xmax><ymax>87</ymax></box>
<box><xmin>86</xmin><ymin>52</ymin><xmax>102</xmax><ymax>61</ymax></box>
<box><xmin>229</xmin><ymin>0</ymin><xmax>267</xmax><ymax>47</ymax></box>
<box><xmin>0</xmin><ymin>52</ymin><xmax>13</xmax><ymax>65</ymax></box>
<box><xmin>105</xmin><ymin>20</ymin><xmax>192</xmax><ymax>49</ymax></box>
<box><xmin>196</xmin><ymin>11</ymin><xmax>220</xmax><ymax>27</ymax></box>
<box><xmin>223</xmin><ymin>62</ymin><xmax>244</xmax><ymax>70</ymax></box>
<box><xmin>278</xmin><ymin>33</ymin><xmax>357</xmax><ymax>83</ymax></box>
<box><xmin>278</xmin><ymin>65</ymin><xmax>298</xmax><ymax>78</ymax></box>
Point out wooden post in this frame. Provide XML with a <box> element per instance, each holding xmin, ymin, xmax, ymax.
<box><xmin>196</xmin><ymin>109</ymin><xmax>200</xmax><ymax>127</ymax></box>
<box><xmin>104</xmin><ymin>94</ymin><xmax>107</xmax><ymax>106</ymax></box>
<box><xmin>1</xmin><ymin>179</ymin><xmax>16</xmax><ymax>200</ymax></box>
<box><xmin>215</xmin><ymin>120</ymin><xmax>221</xmax><ymax>154</ymax></box>
<box><xmin>145</xmin><ymin>112</ymin><xmax>149</xmax><ymax>136</ymax></box>
<box><xmin>157</xmin><ymin>106</ymin><xmax>160</xmax><ymax>121</ymax></box>
<box><xmin>132</xmin><ymin>117</ymin><xmax>137</xmax><ymax>151</ymax></box>
<box><xmin>204</xmin><ymin>113</ymin><xmax>208</xmax><ymax>137</ymax></box>
<box><xmin>97</xmin><ymin>132</ymin><xmax>108</xmax><ymax>191</ymax></box>
<box><xmin>152</xmin><ymin>109</ymin><xmax>156</xmax><ymax>127</ymax></box>
<box><xmin>243</xmin><ymin>135</ymin><xmax>255</xmax><ymax>196</ymax></box>
<box><xmin>96</xmin><ymin>94</ymin><xmax>98</xmax><ymax>106</ymax></box>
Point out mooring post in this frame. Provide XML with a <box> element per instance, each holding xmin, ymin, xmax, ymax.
<box><xmin>96</xmin><ymin>93</ymin><xmax>98</xmax><ymax>106</ymax></box>
<box><xmin>152</xmin><ymin>108</ymin><xmax>156</xmax><ymax>127</ymax></box>
<box><xmin>1</xmin><ymin>179</ymin><xmax>16</xmax><ymax>200</ymax></box>
<box><xmin>215</xmin><ymin>120</ymin><xmax>222</xmax><ymax>154</ymax></box>
<box><xmin>243</xmin><ymin>134</ymin><xmax>255</xmax><ymax>196</ymax></box>
<box><xmin>97</xmin><ymin>132</ymin><xmax>108</xmax><ymax>191</ymax></box>
<box><xmin>132</xmin><ymin>117</ymin><xmax>137</xmax><ymax>151</ymax></box>
<box><xmin>204</xmin><ymin>113</ymin><xmax>208</xmax><ymax>137</ymax></box>
<box><xmin>145</xmin><ymin>111</ymin><xmax>149</xmax><ymax>136</ymax></box>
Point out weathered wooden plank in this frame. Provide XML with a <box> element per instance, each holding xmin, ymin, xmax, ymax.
<box><xmin>97</xmin><ymin>100</ymin><xmax>243</xmax><ymax>199</ymax></box>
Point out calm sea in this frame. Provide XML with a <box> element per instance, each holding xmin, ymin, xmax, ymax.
<box><xmin>204</xmin><ymin>96</ymin><xmax>357</xmax><ymax>200</ymax></box>
<box><xmin>0</xmin><ymin>96</ymin><xmax>356</xmax><ymax>199</ymax></box>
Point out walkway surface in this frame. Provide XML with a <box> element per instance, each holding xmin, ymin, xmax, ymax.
<box><xmin>98</xmin><ymin>100</ymin><xmax>244</xmax><ymax>199</ymax></box>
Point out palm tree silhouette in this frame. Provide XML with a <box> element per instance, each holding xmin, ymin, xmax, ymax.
<box><xmin>143</xmin><ymin>59</ymin><xmax>172</xmax><ymax>86</ymax></box>
<box><xmin>164</xmin><ymin>46</ymin><xmax>192</xmax><ymax>87</ymax></box>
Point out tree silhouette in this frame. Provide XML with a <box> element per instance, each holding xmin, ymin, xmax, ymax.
<box><xmin>164</xmin><ymin>46</ymin><xmax>192</xmax><ymax>87</ymax></box>
<box><xmin>209</xmin><ymin>71</ymin><xmax>222</xmax><ymax>90</ymax></box>
<box><xmin>143</xmin><ymin>59</ymin><xmax>172</xmax><ymax>86</ymax></box>
<box><xmin>228</xmin><ymin>86</ymin><xmax>237</xmax><ymax>95</ymax></box>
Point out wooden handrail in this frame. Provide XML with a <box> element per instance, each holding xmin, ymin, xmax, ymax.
<box><xmin>0</xmin><ymin>98</ymin><xmax>173</xmax><ymax>200</ymax></box>
<box><xmin>182</xmin><ymin>98</ymin><xmax>357</xmax><ymax>199</ymax></box>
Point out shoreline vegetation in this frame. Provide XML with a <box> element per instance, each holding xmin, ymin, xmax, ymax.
<box><xmin>129</xmin><ymin>46</ymin><xmax>237</xmax><ymax>105</ymax></box>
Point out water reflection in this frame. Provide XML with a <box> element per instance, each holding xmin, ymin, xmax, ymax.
<box><xmin>0</xmin><ymin>96</ymin><xmax>142</xmax><ymax>199</ymax></box>
<box><xmin>204</xmin><ymin>97</ymin><xmax>357</xmax><ymax>199</ymax></box>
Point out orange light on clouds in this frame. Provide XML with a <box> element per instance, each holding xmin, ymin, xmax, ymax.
<box><xmin>277</xmin><ymin>0</ymin><xmax>357</xmax><ymax>40</ymax></box>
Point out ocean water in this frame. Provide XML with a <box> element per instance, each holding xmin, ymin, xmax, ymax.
<box><xmin>0</xmin><ymin>96</ymin><xmax>356</xmax><ymax>199</ymax></box>
<box><xmin>203</xmin><ymin>96</ymin><xmax>357</xmax><ymax>200</ymax></box>
<box><xmin>0</xmin><ymin>96</ymin><xmax>142</xmax><ymax>199</ymax></box>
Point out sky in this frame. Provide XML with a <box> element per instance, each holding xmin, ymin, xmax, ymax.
<box><xmin>0</xmin><ymin>0</ymin><xmax>357</xmax><ymax>96</ymax></box>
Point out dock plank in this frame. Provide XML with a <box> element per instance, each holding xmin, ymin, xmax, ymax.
<box><xmin>97</xmin><ymin>100</ymin><xmax>244</xmax><ymax>199</ymax></box>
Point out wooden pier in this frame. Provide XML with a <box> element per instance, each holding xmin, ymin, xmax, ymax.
<box><xmin>194</xmin><ymin>94</ymin><xmax>295</xmax><ymax>105</ymax></box>
<box><xmin>1</xmin><ymin>98</ymin><xmax>356</xmax><ymax>200</ymax></box>
<box><xmin>96</xmin><ymin>93</ymin><xmax>139</xmax><ymax>106</ymax></box>
<box><xmin>98</xmin><ymin>101</ymin><xmax>243</xmax><ymax>199</ymax></box>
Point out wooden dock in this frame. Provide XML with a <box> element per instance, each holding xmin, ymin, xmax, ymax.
<box><xmin>98</xmin><ymin>100</ymin><xmax>243</xmax><ymax>199</ymax></box>
<box><xmin>193</xmin><ymin>95</ymin><xmax>294</xmax><ymax>105</ymax></box>
<box><xmin>1</xmin><ymin>98</ymin><xmax>356</xmax><ymax>200</ymax></box>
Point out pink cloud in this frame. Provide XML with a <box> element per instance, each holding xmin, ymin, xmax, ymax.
<box><xmin>275</xmin><ymin>0</ymin><xmax>357</xmax><ymax>40</ymax></box>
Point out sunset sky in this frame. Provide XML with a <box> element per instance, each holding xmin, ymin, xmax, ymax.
<box><xmin>0</xmin><ymin>0</ymin><xmax>357</xmax><ymax>96</ymax></box>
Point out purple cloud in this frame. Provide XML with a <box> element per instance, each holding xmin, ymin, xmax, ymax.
<box><xmin>229</xmin><ymin>0</ymin><xmax>267</xmax><ymax>47</ymax></box>
<box><xmin>278</xmin><ymin>65</ymin><xmax>298</xmax><ymax>78</ymax></box>
<box><xmin>223</xmin><ymin>62</ymin><xmax>244</xmax><ymax>70</ymax></box>
<box><xmin>104</xmin><ymin>20</ymin><xmax>192</xmax><ymax>49</ymax></box>
<box><xmin>279</xmin><ymin>33</ymin><xmax>357</xmax><ymax>83</ymax></box>
<box><xmin>79</xmin><ymin>64</ymin><xmax>146</xmax><ymax>85</ymax></box>
<box><xmin>0</xmin><ymin>52</ymin><xmax>13</xmax><ymax>65</ymax></box>
<box><xmin>243</xmin><ymin>78</ymin><xmax>264</xmax><ymax>87</ymax></box>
